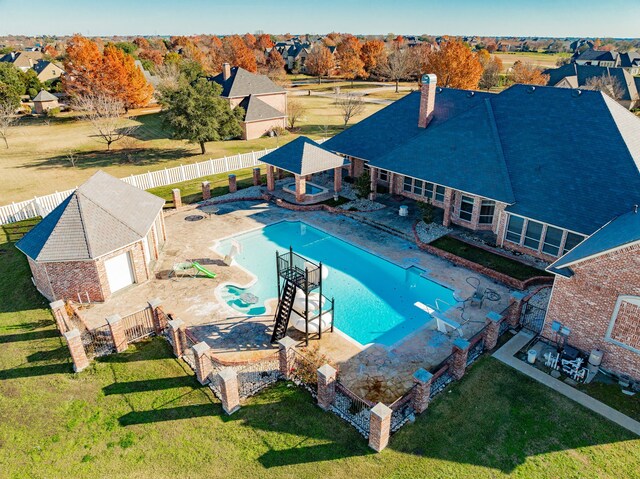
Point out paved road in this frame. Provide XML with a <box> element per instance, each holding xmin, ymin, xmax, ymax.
<box><xmin>288</xmin><ymin>85</ymin><xmax>413</xmax><ymax>105</ymax></box>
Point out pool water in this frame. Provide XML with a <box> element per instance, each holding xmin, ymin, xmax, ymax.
<box><xmin>284</xmin><ymin>182</ymin><xmax>324</xmax><ymax>195</ymax></box>
<box><xmin>216</xmin><ymin>221</ymin><xmax>458</xmax><ymax>346</ymax></box>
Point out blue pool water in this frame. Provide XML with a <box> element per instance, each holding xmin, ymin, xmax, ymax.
<box><xmin>216</xmin><ymin>221</ymin><xmax>458</xmax><ymax>346</ymax></box>
<box><xmin>284</xmin><ymin>182</ymin><xmax>324</xmax><ymax>195</ymax></box>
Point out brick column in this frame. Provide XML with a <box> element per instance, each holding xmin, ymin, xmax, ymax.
<box><xmin>442</xmin><ymin>188</ymin><xmax>453</xmax><ymax>227</ymax></box>
<box><xmin>267</xmin><ymin>165</ymin><xmax>275</xmax><ymax>191</ymax></box>
<box><xmin>411</xmin><ymin>368</ymin><xmax>433</xmax><ymax>414</ymax></box>
<box><xmin>276</xmin><ymin>168</ymin><xmax>283</xmax><ymax>180</ymax></box>
<box><xmin>507</xmin><ymin>291</ymin><xmax>527</xmax><ymax>328</ymax></box>
<box><xmin>192</xmin><ymin>342</ymin><xmax>213</xmax><ymax>385</ymax></box>
<box><xmin>171</xmin><ymin>188</ymin><xmax>182</xmax><ymax>209</ymax></box>
<box><xmin>333</xmin><ymin>167</ymin><xmax>342</xmax><ymax>193</ymax></box>
<box><xmin>450</xmin><ymin>338</ymin><xmax>470</xmax><ymax>380</ymax></box>
<box><xmin>295</xmin><ymin>175</ymin><xmax>306</xmax><ymax>203</ymax></box>
<box><xmin>107</xmin><ymin>314</ymin><xmax>128</xmax><ymax>353</ymax></box>
<box><xmin>483</xmin><ymin>311</ymin><xmax>504</xmax><ymax>351</ymax></box>
<box><xmin>50</xmin><ymin>300</ymin><xmax>70</xmax><ymax>333</ymax></box>
<box><xmin>369</xmin><ymin>167</ymin><xmax>378</xmax><ymax>200</ymax></box>
<box><xmin>228</xmin><ymin>174</ymin><xmax>237</xmax><ymax>193</ymax></box>
<box><xmin>202</xmin><ymin>181</ymin><xmax>211</xmax><ymax>200</ymax></box>
<box><xmin>217</xmin><ymin>367</ymin><xmax>241</xmax><ymax>415</ymax></box>
<box><xmin>252</xmin><ymin>167</ymin><xmax>262</xmax><ymax>186</ymax></box>
<box><xmin>167</xmin><ymin>318</ymin><xmax>185</xmax><ymax>357</ymax></box>
<box><xmin>147</xmin><ymin>298</ymin><xmax>164</xmax><ymax>334</ymax></box>
<box><xmin>368</xmin><ymin>403</ymin><xmax>392</xmax><ymax>452</ymax></box>
<box><xmin>278</xmin><ymin>336</ymin><xmax>296</xmax><ymax>379</ymax></box>
<box><xmin>317</xmin><ymin>364</ymin><xmax>337</xmax><ymax>410</ymax></box>
<box><xmin>64</xmin><ymin>329</ymin><xmax>89</xmax><ymax>372</ymax></box>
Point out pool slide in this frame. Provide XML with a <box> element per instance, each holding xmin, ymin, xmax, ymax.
<box><xmin>192</xmin><ymin>261</ymin><xmax>217</xmax><ymax>278</ymax></box>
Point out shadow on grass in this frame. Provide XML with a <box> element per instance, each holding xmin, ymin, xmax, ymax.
<box><xmin>119</xmin><ymin>403</ymin><xmax>218</xmax><ymax>426</ymax></box>
<box><xmin>23</xmin><ymin>147</ymin><xmax>196</xmax><ymax>170</ymax></box>
<box><xmin>257</xmin><ymin>442</ymin><xmax>372</xmax><ymax>468</ymax></box>
<box><xmin>26</xmin><ymin>346</ymin><xmax>69</xmax><ymax>363</ymax></box>
<box><xmin>104</xmin><ymin>376</ymin><xmax>196</xmax><ymax>395</ymax></box>
<box><xmin>0</xmin><ymin>329</ymin><xmax>60</xmax><ymax>344</ymax></box>
<box><xmin>0</xmin><ymin>362</ymin><xmax>71</xmax><ymax>379</ymax></box>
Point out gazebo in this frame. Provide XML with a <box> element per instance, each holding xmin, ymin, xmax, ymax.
<box><xmin>261</xmin><ymin>136</ymin><xmax>346</xmax><ymax>203</ymax></box>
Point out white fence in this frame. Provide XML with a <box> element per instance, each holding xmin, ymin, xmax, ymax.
<box><xmin>0</xmin><ymin>148</ymin><xmax>276</xmax><ymax>226</ymax></box>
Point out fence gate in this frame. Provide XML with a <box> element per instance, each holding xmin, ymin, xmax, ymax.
<box><xmin>520</xmin><ymin>303</ymin><xmax>546</xmax><ymax>334</ymax></box>
<box><xmin>121</xmin><ymin>306</ymin><xmax>155</xmax><ymax>343</ymax></box>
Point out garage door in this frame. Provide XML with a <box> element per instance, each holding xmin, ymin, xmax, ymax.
<box><xmin>104</xmin><ymin>252</ymin><xmax>135</xmax><ymax>293</ymax></box>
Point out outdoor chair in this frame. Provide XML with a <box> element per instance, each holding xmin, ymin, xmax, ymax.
<box><xmin>470</xmin><ymin>288</ymin><xmax>485</xmax><ymax>308</ymax></box>
<box><xmin>171</xmin><ymin>262</ymin><xmax>197</xmax><ymax>279</ymax></box>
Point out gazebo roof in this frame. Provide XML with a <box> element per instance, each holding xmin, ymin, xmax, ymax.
<box><xmin>260</xmin><ymin>137</ymin><xmax>345</xmax><ymax>176</ymax></box>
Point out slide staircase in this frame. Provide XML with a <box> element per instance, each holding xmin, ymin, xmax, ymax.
<box><xmin>270</xmin><ymin>280</ymin><xmax>296</xmax><ymax>343</ymax></box>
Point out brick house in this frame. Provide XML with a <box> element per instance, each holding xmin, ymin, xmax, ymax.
<box><xmin>210</xmin><ymin>63</ymin><xmax>287</xmax><ymax>140</ymax></box>
<box><xmin>323</xmin><ymin>74</ymin><xmax>640</xmax><ymax>379</ymax></box>
<box><xmin>16</xmin><ymin>171</ymin><xmax>166</xmax><ymax>303</ymax></box>
<box><xmin>32</xmin><ymin>89</ymin><xmax>59</xmax><ymax>114</ymax></box>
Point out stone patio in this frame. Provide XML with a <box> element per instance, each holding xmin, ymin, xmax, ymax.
<box><xmin>79</xmin><ymin>199</ymin><xmax>520</xmax><ymax>403</ymax></box>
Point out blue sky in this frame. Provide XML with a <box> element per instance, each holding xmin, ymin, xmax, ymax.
<box><xmin>1</xmin><ymin>0</ymin><xmax>639</xmax><ymax>37</ymax></box>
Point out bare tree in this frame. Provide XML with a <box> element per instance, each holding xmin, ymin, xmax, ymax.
<box><xmin>377</xmin><ymin>46</ymin><xmax>416</xmax><ymax>92</ymax></box>
<box><xmin>336</xmin><ymin>93</ymin><xmax>366</xmax><ymax>127</ymax></box>
<box><xmin>585</xmin><ymin>74</ymin><xmax>624</xmax><ymax>101</ymax></box>
<box><xmin>155</xmin><ymin>62</ymin><xmax>181</xmax><ymax>93</ymax></box>
<box><xmin>66</xmin><ymin>150</ymin><xmax>79</xmax><ymax>167</ymax></box>
<box><xmin>0</xmin><ymin>101</ymin><xmax>18</xmax><ymax>149</ymax></box>
<box><xmin>287</xmin><ymin>98</ymin><xmax>306</xmax><ymax>130</ymax></box>
<box><xmin>73</xmin><ymin>94</ymin><xmax>138</xmax><ymax>150</ymax></box>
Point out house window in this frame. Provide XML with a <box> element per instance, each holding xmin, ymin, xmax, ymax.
<box><xmin>479</xmin><ymin>200</ymin><xmax>495</xmax><ymax>224</ymax></box>
<box><xmin>379</xmin><ymin>169</ymin><xmax>389</xmax><ymax>182</ymax></box>
<box><xmin>423</xmin><ymin>182</ymin><xmax>434</xmax><ymax>199</ymax></box>
<box><xmin>459</xmin><ymin>196</ymin><xmax>474</xmax><ymax>222</ymax></box>
<box><xmin>563</xmin><ymin>232</ymin><xmax>585</xmax><ymax>255</ymax></box>
<box><xmin>523</xmin><ymin>220</ymin><xmax>543</xmax><ymax>250</ymax></box>
<box><xmin>403</xmin><ymin>177</ymin><xmax>412</xmax><ymax>193</ymax></box>
<box><xmin>542</xmin><ymin>226</ymin><xmax>563</xmax><ymax>256</ymax></box>
<box><xmin>505</xmin><ymin>215</ymin><xmax>525</xmax><ymax>244</ymax></box>
<box><xmin>606</xmin><ymin>296</ymin><xmax>640</xmax><ymax>354</ymax></box>
<box><xmin>413</xmin><ymin>179</ymin><xmax>424</xmax><ymax>195</ymax></box>
<box><xmin>435</xmin><ymin>186</ymin><xmax>445</xmax><ymax>202</ymax></box>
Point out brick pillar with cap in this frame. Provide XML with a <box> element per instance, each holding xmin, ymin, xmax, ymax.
<box><xmin>202</xmin><ymin>181</ymin><xmax>211</xmax><ymax>200</ymax></box>
<box><xmin>172</xmin><ymin>188</ymin><xmax>182</xmax><ymax>209</ymax></box>
<box><xmin>50</xmin><ymin>300</ymin><xmax>70</xmax><ymax>333</ymax></box>
<box><xmin>168</xmin><ymin>318</ymin><xmax>185</xmax><ymax>357</ymax></box>
<box><xmin>334</xmin><ymin>167</ymin><xmax>342</xmax><ymax>193</ymax></box>
<box><xmin>107</xmin><ymin>314</ymin><xmax>128</xmax><ymax>353</ymax></box>
<box><xmin>368</xmin><ymin>402</ymin><xmax>392</xmax><ymax>452</ymax></box>
<box><xmin>64</xmin><ymin>329</ymin><xmax>90</xmax><ymax>372</ymax></box>
<box><xmin>228</xmin><ymin>174</ymin><xmax>237</xmax><ymax>193</ymax></box>
<box><xmin>217</xmin><ymin>367</ymin><xmax>241</xmax><ymax>415</ymax></box>
<box><xmin>278</xmin><ymin>336</ymin><xmax>296</xmax><ymax>379</ymax></box>
<box><xmin>483</xmin><ymin>311</ymin><xmax>504</xmax><ymax>351</ymax></box>
<box><xmin>442</xmin><ymin>188</ymin><xmax>453</xmax><ymax>227</ymax></box>
<box><xmin>507</xmin><ymin>291</ymin><xmax>527</xmax><ymax>328</ymax></box>
<box><xmin>252</xmin><ymin>167</ymin><xmax>262</xmax><ymax>186</ymax></box>
<box><xmin>267</xmin><ymin>165</ymin><xmax>275</xmax><ymax>191</ymax></box>
<box><xmin>192</xmin><ymin>342</ymin><xmax>213</xmax><ymax>384</ymax></box>
<box><xmin>317</xmin><ymin>364</ymin><xmax>337</xmax><ymax>410</ymax></box>
<box><xmin>450</xmin><ymin>338</ymin><xmax>471</xmax><ymax>380</ymax></box>
<box><xmin>412</xmin><ymin>368</ymin><xmax>434</xmax><ymax>414</ymax></box>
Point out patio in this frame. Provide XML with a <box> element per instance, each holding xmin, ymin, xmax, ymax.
<box><xmin>79</xmin><ymin>199</ymin><xmax>518</xmax><ymax>402</ymax></box>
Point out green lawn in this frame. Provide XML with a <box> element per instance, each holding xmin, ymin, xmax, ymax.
<box><xmin>430</xmin><ymin>236</ymin><xmax>552</xmax><ymax>281</ymax></box>
<box><xmin>1</xmin><ymin>224</ymin><xmax>639</xmax><ymax>477</ymax></box>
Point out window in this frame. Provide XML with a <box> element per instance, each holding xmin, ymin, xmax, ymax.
<box><xmin>423</xmin><ymin>182</ymin><xmax>434</xmax><ymax>199</ymax></box>
<box><xmin>379</xmin><ymin>169</ymin><xmax>389</xmax><ymax>182</ymax></box>
<box><xmin>413</xmin><ymin>179</ymin><xmax>424</xmax><ymax>195</ymax></box>
<box><xmin>479</xmin><ymin>200</ymin><xmax>495</xmax><ymax>224</ymax></box>
<box><xmin>403</xmin><ymin>177</ymin><xmax>412</xmax><ymax>193</ymax></box>
<box><xmin>505</xmin><ymin>215</ymin><xmax>525</xmax><ymax>244</ymax></box>
<box><xmin>563</xmin><ymin>232</ymin><xmax>585</xmax><ymax>255</ymax></box>
<box><xmin>542</xmin><ymin>226</ymin><xmax>563</xmax><ymax>256</ymax></box>
<box><xmin>435</xmin><ymin>185</ymin><xmax>445</xmax><ymax>202</ymax></box>
<box><xmin>523</xmin><ymin>220</ymin><xmax>543</xmax><ymax>250</ymax></box>
<box><xmin>459</xmin><ymin>196</ymin><xmax>474</xmax><ymax>222</ymax></box>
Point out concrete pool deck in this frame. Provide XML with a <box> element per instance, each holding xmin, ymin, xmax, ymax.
<box><xmin>79</xmin><ymin>200</ymin><xmax>517</xmax><ymax>402</ymax></box>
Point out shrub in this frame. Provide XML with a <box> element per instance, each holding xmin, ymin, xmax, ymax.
<box><xmin>354</xmin><ymin>170</ymin><xmax>371</xmax><ymax>199</ymax></box>
<box><xmin>418</xmin><ymin>198</ymin><xmax>435</xmax><ymax>223</ymax></box>
<box><xmin>46</xmin><ymin>107</ymin><xmax>61</xmax><ymax>117</ymax></box>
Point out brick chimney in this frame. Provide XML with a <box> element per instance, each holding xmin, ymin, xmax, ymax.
<box><xmin>222</xmin><ymin>63</ymin><xmax>231</xmax><ymax>81</ymax></box>
<box><xmin>418</xmin><ymin>73</ymin><xmax>437</xmax><ymax>128</ymax></box>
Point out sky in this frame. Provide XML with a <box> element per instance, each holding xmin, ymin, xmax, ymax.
<box><xmin>1</xmin><ymin>0</ymin><xmax>639</xmax><ymax>38</ymax></box>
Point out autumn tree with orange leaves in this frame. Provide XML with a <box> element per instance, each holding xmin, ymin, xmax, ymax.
<box><xmin>422</xmin><ymin>40</ymin><xmax>482</xmax><ymax>89</ymax></box>
<box><xmin>255</xmin><ymin>34</ymin><xmax>274</xmax><ymax>50</ymax></box>
<box><xmin>222</xmin><ymin>35</ymin><xmax>257</xmax><ymax>72</ymax></box>
<box><xmin>337</xmin><ymin>36</ymin><xmax>367</xmax><ymax>85</ymax></box>
<box><xmin>360</xmin><ymin>39</ymin><xmax>387</xmax><ymax>76</ymax></box>
<box><xmin>306</xmin><ymin>44</ymin><xmax>335</xmax><ymax>83</ymax></box>
<box><xmin>508</xmin><ymin>61</ymin><xmax>549</xmax><ymax>86</ymax></box>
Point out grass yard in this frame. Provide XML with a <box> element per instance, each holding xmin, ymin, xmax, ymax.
<box><xmin>365</xmin><ymin>89</ymin><xmax>412</xmax><ymax>101</ymax></box>
<box><xmin>430</xmin><ymin>236</ymin><xmax>552</xmax><ymax>281</ymax></box>
<box><xmin>495</xmin><ymin>51</ymin><xmax>570</xmax><ymax>71</ymax></box>
<box><xmin>1</xmin><ymin>223</ymin><xmax>639</xmax><ymax>478</ymax></box>
<box><xmin>1</xmin><ymin>95</ymin><xmax>384</xmax><ymax>204</ymax></box>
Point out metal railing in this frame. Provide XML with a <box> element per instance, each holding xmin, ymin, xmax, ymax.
<box><xmin>236</xmin><ymin>352</ymin><xmax>281</xmax><ymax>399</ymax></box>
<box><xmin>332</xmin><ymin>381</ymin><xmax>374</xmax><ymax>438</ymax></box>
<box><xmin>81</xmin><ymin>324</ymin><xmax>115</xmax><ymax>359</ymax></box>
<box><xmin>121</xmin><ymin>306</ymin><xmax>155</xmax><ymax>343</ymax></box>
<box><xmin>389</xmin><ymin>385</ymin><xmax>416</xmax><ymax>433</ymax></box>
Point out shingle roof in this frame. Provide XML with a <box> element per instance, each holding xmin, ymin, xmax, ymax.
<box><xmin>209</xmin><ymin>67</ymin><xmax>284</xmax><ymax>98</ymax></box>
<box><xmin>32</xmin><ymin>90</ymin><xmax>58</xmax><ymax>102</ymax></box>
<box><xmin>16</xmin><ymin>171</ymin><xmax>165</xmax><ymax>262</ymax></box>
<box><xmin>549</xmin><ymin>207</ymin><xmax>640</xmax><ymax>274</ymax></box>
<box><xmin>619</xmin><ymin>52</ymin><xmax>640</xmax><ymax>68</ymax></box>
<box><xmin>576</xmin><ymin>49</ymin><xmax>618</xmax><ymax>62</ymax></box>
<box><xmin>239</xmin><ymin>95</ymin><xmax>286</xmax><ymax>122</ymax></box>
<box><xmin>324</xmin><ymin>84</ymin><xmax>640</xmax><ymax>235</ymax></box>
<box><xmin>259</xmin><ymin>136</ymin><xmax>345</xmax><ymax>175</ymax></box>
<box><xmin>544</xmin><ymin>64</ymin><xmax>639</xmax><ymax>102</ymax></box>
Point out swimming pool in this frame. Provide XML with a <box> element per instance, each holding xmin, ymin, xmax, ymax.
<box><xmin>216</xmin><ymin>221</ymin><xmax>458</xmax><ymax>346</ymax></box>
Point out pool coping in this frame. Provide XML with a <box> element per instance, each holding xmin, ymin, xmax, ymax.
<box><xmin>210</xmin><ymin>217</ymin><xmax>465</xmax><ymax>351</ymax></box>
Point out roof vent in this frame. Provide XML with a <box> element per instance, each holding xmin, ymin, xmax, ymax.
<box><xmin>572</xmin><ymin>89</ymin><xmax>582</xmax><ymax>97</ymax></box>
<box><xmin>527</xmin><ymin>86</ymin><xmax>536</xmax><ymax>93</ymax></box>
<box><xmin>436</xmin><ymin>87</ymin><xmax>443</xmax><ymax>93</ymax></box>
<box><xmin>634</xmin><ymin>204</ymin><xmax>638</xmax><ymax>214</ymax></box>
<box><xmin>467</xmin><ymin>91</ymin><xmax>475</xmax><ymax>98</ymax></box>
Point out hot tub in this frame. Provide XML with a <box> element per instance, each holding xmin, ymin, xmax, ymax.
<box><xmin>282</xmin><ymin>181</ymin><xmax>328</xmax><ymax>199</ymax></box>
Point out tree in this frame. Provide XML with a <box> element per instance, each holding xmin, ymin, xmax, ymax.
<box><xmin>113</xmin><ymin>41</ymin><xmax>138</xmax><ymax>55</ymax></box>
<box><xmin>139</xmin><ymin>49</ymin><xmax>164</xmax><ymax>67</ymax></box>
<box><xmin>305</xmin><ymin>45</ymin><xmax>334</xmax><ymax>83</ymax></box>
<box><xmin>255</xmin><ymin>34</ymin><xmax>274</xmax><ymax>50</ymax></box>
<box><xmin>377</xmin><ymin>46</ymin><xmax>415</xmax><ymax>92</ymax></box>
<box><xmin>585</xmin><ymin>74</ymin><xmax>624</xmax><ymax>100</ymax></box>
<box><xmin>360</xmin><ymin>39</ymin><xmax>386</xmax><ymax>75</ymax></box>
<box><xmin>20</xmin><ymin>69</ymin><xmax>44</xmax><ymax>99</ymax></box>
<box><xmin>337</xmin><ymin>93</ymin><xmax>366</xmax><ymax>127</ymax></box>
<box><xmin>159</xmin><ymin>78</ymin><xmax>243</xmax><ymax>154</ymax></box>
<box><xmin>133</xmin><ymin>37</ymin><xmax>151</xmax><ymax>50</ymax></box>
<box><xmin>266</xmin><ymin>49</ymin><xmax>286</xmax><ymax>81</ymax></box>
<box><xmin>422</xmin><ymin>40</ymin><xmax>483</xmax><ymax>89</ymax></box>
<box><xmin>222</xmin><ymin>35</ymin><xmax>257</xmax><ymax>72</ymax></box>
<box><xmin>287</xmin><ymin>98</ymin><xmax>305</xmax><ymax>129</ymax></box>
<box><xmin>336</xmin><ymin>36</ymin><xmax>367</xmax><ymax>85</ymax></box>
<box><xmin>73</xmin><ymin>94</ymin><xmax>137</xmax><ymax>150</ymax></box>
<box><xmin>0</xmin><ymin>100</ymin><xmax>18</xmax><ymax>149</ymax></box>
<box><xmin>508</xmin><ymin>61</ymin><xmax>549</xmax><ymax>85</ymax></box>
<box><xmin>100</xmin><ymin>45</ymin><xmax>153</xmax><ymax>109</ymax></box>
<box><xmin>354</xmin><ymin>170</ymin><xmax>371</xmax><ymax>198</ymax></box>
<box><xmin>556</xmin><ymin>56</ymin><xmax>571</xmax><ymax>67</ymax></box>
<box><xmin>63</xmin><ymin>34</ymin><xmax>103</xmax><ymax>98</ymax></box>
<box><xmin>243</xmin><ymin>33</ymin><xmax>256</xmax><ymax>50</ymax></box>
<box><xmin>0</xmin><ymin>62</ymin><xmax>24</xmax><ymax>105</ymax></box>
<box><xmin>478</xmin><ymin>54</ymin><xmax>503</xmax><ymax>90</ymax></box>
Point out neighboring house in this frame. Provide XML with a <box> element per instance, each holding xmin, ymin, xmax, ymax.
<box><xmin>210</xmin><ymin>63</ymin><xmax>287</xmax><ymax>140</ymax></box>
<box><xmin>0</xmin><ymin>50</ymin><xmax>43</xmax><ymax>71</ymax></box>
<box><xmin>31</xmin><ymin>60</ymin><xmax>65</xmax><ymax>82</ymax></box>
<box><xmin>134</xmin><ymin>60</ymin><xmax>160</xmax><ymax>90</ymax></box>
<box><xmin>16</xmin><ymin>171</ymin><xmax>166</xmax><ymax>303</ymax></box>
<box><xmin>32</xmin><ymin>89</ymin><xmax>59</xmax><ymax>114</ymax></box>
<box><xmin>323</xmin><ymin>74</ymin><xmax>640</xmax><ymax>380</ymax></box>
<box><xmin>285</xmin><ymin>43</ymin><xmax>311</xmax><ymax>72</ymax></box>
<box><xmin>544</xmin><ymin>64</ymin><xmax>640</xmax><ymax>110</ymax></box>
<box><xmin>573</xmin><ymin>48</ymin><xmax>619</xmax><ymax>67</ymax></box>
<box><xmin>619</xmin><ymin>52</ymin><xmax>640</xmax><ymax>75</ymax></box>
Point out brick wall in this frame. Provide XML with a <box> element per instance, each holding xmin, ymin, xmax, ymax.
<box><xmin>28</xmin><ymin>257</ymin><xmax>55</xmax><ymax>301</ymax></box>
<box><xmin>44</xmin><ymin>259</ymin><xmax>105</xmax><ymax>302</ymax></box>
<box><xmin>95</xmin><ymin>241</ymin><xmax>150</xmax><ymax>300</ymax></box>
<box><xmin>544</xmin><ymin>243</ymin><xmax>640</xmax><ymax>379</ymax></box>
<box><xmin>242</xmin><ymin>117</ymin><xmax>286</xmax><ymax>140</ymax></box>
